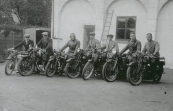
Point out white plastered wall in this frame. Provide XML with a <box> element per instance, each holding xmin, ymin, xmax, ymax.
<box><xmin>156</xmin><ymin>0</ymin><xmax>173</xmax><ymax>68</ymax></box>
<box><xmin>59</xmin><ymin>0</ymin><xmax>96</xmax><ymax>52</ymax></box>
<box><xmin>107</xmin><ymin>0</ymin><xmax>147</xmax><ymax>51</ymax></box>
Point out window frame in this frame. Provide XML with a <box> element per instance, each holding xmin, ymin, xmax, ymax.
<box><xmin>116</xmin><ymin>16</ymin><xmax>137</xmax><ymax>43</ymax></box>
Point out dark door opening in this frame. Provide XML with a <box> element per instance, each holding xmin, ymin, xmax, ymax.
<box><xmin>36</xmin><ymin>30</ymin><xmax>51</xmax><ymax>44</ymax></box>
<box><xmin>83</xmin><ymin>25</ymin><xmax>95</xmax><ymax>49</ymax></box>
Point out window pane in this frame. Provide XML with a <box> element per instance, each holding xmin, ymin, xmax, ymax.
<box><xmin>117</xmin><ymin>17</ymin><xmax>126</xmax><ymax>28</ymax></box>
<box><xmin>117</xmin><ymin>29</ymin><xmax>125</xmax><ymax>39</ymax></box>
<box><xmin>127</xmin><ymin>17</ymin><xmax>136</xmax><ymax>28</ymax></box>
<box><xmin>126</xmin><ymin>28</ymin><xmax>135</xmax><ymax>39</ymax></box>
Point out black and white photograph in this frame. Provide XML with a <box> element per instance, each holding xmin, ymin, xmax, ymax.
<box><xmin>0</xmin><ymin>0</ymin><xmax>173</xmax><ymax>111</ymax></box>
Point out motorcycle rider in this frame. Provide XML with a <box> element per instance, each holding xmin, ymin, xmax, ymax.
<box><xmin>142</xmin><ymin>33</ymin><xmax>160</xmax><ymax>70</ymax></box>
<box><xmin>36</xmin><ymin>32</ymin><xmax>53</xmax><ymax>62</ymax></box>
<box><xmin>119</xmin><ymin>32</ymin><xmax>141</xmax><ymax>62</ymax></box>
<box><xmin>12</xmin><ymin>34</ymin><xmax>34</xmax><ymax>51</ymax></box>
<box><xmin>85</xmin><ymin>32</ymin><xmax>101</xmax><ymax>57</ymax></box>
<box><xmin>59</xmin><ymin>33</ymin><xmax>80</xmax><ymax>58</ymax></box>
<box><xmin>142</xmin><ymin>33</ymin><xmax>160</xmax><ymax>57</ymax></box>
<box><xmin>101</xmin><ymin>34</ymin><xmax>119</xmax><ymax>59</ymax></box>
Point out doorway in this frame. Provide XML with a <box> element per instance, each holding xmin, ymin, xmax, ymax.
<box><xmin>83</xmin><ymin>25</ymin><xmax>95</xmax><ymax>49</ymax></box>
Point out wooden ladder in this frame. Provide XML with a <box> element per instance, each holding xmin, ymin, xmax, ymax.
<box><xmin>100</xmin><ymin>10</ymin><xmax>114</xmax><ymax>46</ymax></box>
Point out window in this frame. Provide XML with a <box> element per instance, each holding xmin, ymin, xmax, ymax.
<box><xmin>116</xmin><ymin>16</ymin><xmax>136</xmax><ymax>40</ymax></box>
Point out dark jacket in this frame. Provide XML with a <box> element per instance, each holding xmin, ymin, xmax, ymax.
<box><xmin>120</xmin><ymin>39</ymin><xmax>141</xmax><ymax>55</ymax></box>
<box><xmin>14</xmin><ymin>40</ymin><xmax>34</xmax><ymax>51</ymax></box>
<box><xmin>37</xmin><ymin>38</ymin><xmax>53</xmax><ymax>54</ymax></box>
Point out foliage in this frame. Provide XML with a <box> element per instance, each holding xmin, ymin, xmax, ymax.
<box><xmin>0</xmin><ymin>0</ymin><xmax>52</xmax><ymax>30</ymax></box>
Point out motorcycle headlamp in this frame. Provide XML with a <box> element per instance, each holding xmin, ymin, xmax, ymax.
<box><xmin>17</xmin><ymin>55</ymin><xmax>22</xmax><ymax>58</ymax></box>
<box><xmin>82</xmin><ymin>56</ymin><xmax>86</xmax><ymax>59</ymax></box>
<box><xmin>49</xmin><ymin>56</ymin><xmax>54</xmax><ymax>59</ymax></box>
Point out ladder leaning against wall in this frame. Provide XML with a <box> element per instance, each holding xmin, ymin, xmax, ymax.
<box><xmin>100</xmin><ymin>10</ymin><xmax>114</xmax><ymax>46</ymax></box>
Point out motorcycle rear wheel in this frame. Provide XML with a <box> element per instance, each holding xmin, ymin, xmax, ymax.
<box><xmin>153</xmin><ymin>66</ymin><xmax>163</xmax><ymax>83</ymax></box>
<box><xmin>5</xmin><ymin>60</ymin><xmax>15</xmax><ymax>75</ymax></box>
<box><xmin>82</xmin><ymin>62</ymin><xmax>94</xmax><ymax>80</ymax></box>
<box><xmin>103</xmin><ymin>62</ymin><xmax>118</xmax><ymax>82</ymax></box>
<box><xmin>127</xmin><ymin>65</ymin><xmax>142</xmax><ymax>86</ymax></box>
<box><xmin>17</xmin><ymin>58</ymin><xmax>34</xmax><ymax>76</ymax></box>
<box><xmin>65</xmin><ymin>61</ymin><xmax>81</xmax><ymax>78</ymax></box>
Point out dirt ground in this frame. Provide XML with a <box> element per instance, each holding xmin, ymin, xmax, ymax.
<box><xmin>0</xmin><ymin>63</ymin><xmax>173</xmax><ymax>111</ymax></box>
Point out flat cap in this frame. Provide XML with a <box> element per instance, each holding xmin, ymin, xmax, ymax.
<box><xmin>42</xmin><ymin>32</ymin><xmax>48</xmax><ymax>36</ymax></box>
<box><xmin>89</xmin><ymin>32</ymin><xmax>95</xmax><ymax>35</ymax></box>
<box><xmin>24</xmin><ymin>34</ymin><xmax>30</xmax><ymax>37</ymax></box>
<box><xmin>107</xmin><ymin>34</ymin><xmax>114</xmax><ymax>37</ymax></box>
<box><xmin>70</xmin><ymin>33</ymin><xmax>76</xmax><ymax>37</ymax></box>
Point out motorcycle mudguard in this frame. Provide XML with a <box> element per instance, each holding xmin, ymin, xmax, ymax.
<box><xmin>66</xmin><ymin>58</ymin><xmax>77</xmax><ymax>63</ymax></box>
<box><xmin>159</xmin><ymin>57</ymin><xmax>165</xmax><ymax>65</ymax></box>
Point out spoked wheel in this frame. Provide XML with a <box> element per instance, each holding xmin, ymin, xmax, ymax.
<box><xmin>127</xmin><ymin>65</ymin><xmax>142</xmax><ymax>86</ymax></box>
<box><xmin>103</xmin><ymin>62</ymin><xmax>118</xmax><ymax>82</ymax></box>
<box><xmin>5</xmin><ymin>60</ymin><xmax>15</xmax><ymax>75</ymax></box>
<box><xmin>65</xmin><ymin>61</ymin><xmax>81</xmax><ymax>78</ymax></box>
<box><xmin>45</xmin><ymin>61</ymin><xmax>57</xmax><ymax>77</ymax></box>
<box><xmin>82</xmin><ymin>62</ymin><xmax>94</xmax><ymax>80</ymax></box>
<box><xmin>17</xmin><ymin>58</ymin><xmax>34</xmax><ymax>76</ymax></box>
<box><xmin>153</xmin><ymin>65</ymin><xmax>163</xmax><ymax>83</ymax></box>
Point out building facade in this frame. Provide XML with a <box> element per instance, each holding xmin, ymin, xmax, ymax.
<box><xmin>52</xmin><ymin>0</ymin><xmax>173</xmax><ymax>68</ymax></box>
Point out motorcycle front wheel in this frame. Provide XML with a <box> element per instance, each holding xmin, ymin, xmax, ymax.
<box><xmin>82</xmin><ymin>62</ymin><xmax>94</xmax><ymax>80</ymax></box>
<box><xmin>5</xmin><ymin>60</ymin><xmax>15</xmax><ymax>75</ymax></box>
<box><xmin>102</xmin><ymin>62</ymin><xmax>118</xmax><ymax>82</ymax></box>
<box><xmin>127</xmin><ymin>65</ymin><xmax>142</xmax><ymax>86</ymax></box>
<box><xmin>17</xmin><ymin>58</ymin><xmax>34</xmax><ymax>76</ymax></box>
<box><xmin>65</xmin><ymin>61</ymin><xmax>81</xmax><ymax>78</ymax></box>
<box><xmin>45</xmin><ymin>61</ymin><xmax>57</xmax><ymax>77</ymax></box>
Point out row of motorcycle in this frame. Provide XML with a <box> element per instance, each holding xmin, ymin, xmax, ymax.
<box><xmin>5</xmin><ymin>47</ymin><xmax>165</xmax><ymax>86</ymax></box>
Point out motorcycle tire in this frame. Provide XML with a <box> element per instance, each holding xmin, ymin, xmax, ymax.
<box><xmin>17</xmin><ymin>58</ymin><xmax>34</xmax><ymax>76</ymax></box>
<box><xmin>64</xmin><ymin>62</ymin><xmax>81</xmax><ymax>78</ymax></box>
<box><xmin>153</xmin><ymin>66</ymin><xmax>163</xmax><ymax>83</ymax></box>
<box><xmin>82</xmin><ymin>62</ymin><xmax>94</xmax><ymax>80</ymax></box>
<box><xmin>127</xmin><ymin>66</ymin><xmax>142</xmax><ymax>86</ymax></box>
<box><xmin>102</xmin><ymin>62</ymin><xmax>118</xmax><ymax>82</ymax></box>
<box><xmin>5</xmin><ymin>60</ymin><xmax>15</xmax><ymax>75</ymax></box>
<box><xmin>45</xmin><ymin>62</ymin><xmax>57</xmax><ymax>77</ymax></box>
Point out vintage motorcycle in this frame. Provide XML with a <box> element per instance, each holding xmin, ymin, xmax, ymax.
<box><xmin>82</xmin><ymin>49</ymin><xmax>107</xmax><ymax>80</ymax></box>
<box><xmin>5</xmin><ymin>49</ymin><xmax>18</xmax><ymax>75</ymax></box>
<box><xmin>127</xmin><ymin>53</ymin><xmax>165</xmax><ymax>86</ymax></box>
<box><xmin>64</xmin><ymin>49</ymin><xmax>88</xmax><ymax>78</ymax></box>
<box><xmin>17</xmin><ymin>48</ymin><xmax>47</xmax><ymax>76</ymax></box>
<box><xmin>45</xmin><ymin>50</ymin><xmax>66</xmax><ymax>77</ymax></box>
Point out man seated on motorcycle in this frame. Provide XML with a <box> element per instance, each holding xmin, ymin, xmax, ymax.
<box><xmin>85</xmin><ymin>32</ymin><xmax>101</xmax><ymax>57</ymax></box>
<box><xmin>142</xmin><ymin>33</ymin><xmax>160</xmax><ymax>57</ymax></box>
<box><xmin>119</xmin><ymin>32</ymin><xmax>141</xmax><ymax>63</ymax></box>
<box><xmin>59</xmin><ymin>33</ymin><xmax>80</xmax><ymax>58</ymax></box>
<box><xmin>12</xmin><ymin>34</ymin><xmax>34</xmax><ymax>51</ymax></box>
<box><xmin>36</xmin><ymin>32</ymin><xmax>53</xmax><ymax>62</ymax></box>
<box><xmin>142</xmin><ymin>33</ymin><xmax>160</xmax><ymax>67</ymax></box>
<box><xmin>101</xmin><ymin>34</ymin><xmax>119</xmax><ymax>59</ymax></box>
